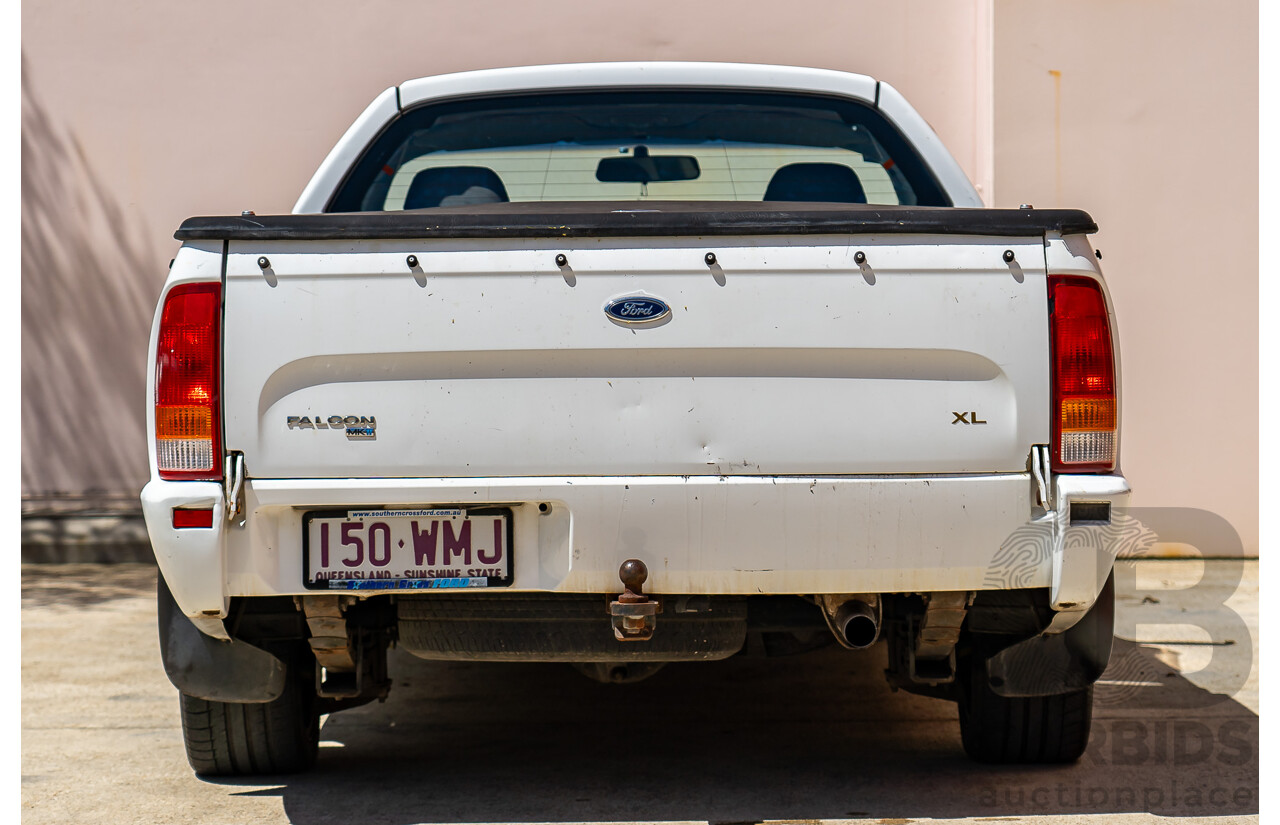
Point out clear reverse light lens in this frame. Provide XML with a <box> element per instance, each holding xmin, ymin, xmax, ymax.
<box><xmin>1059</xmin><ymin>431</ymin><xmax>1115</xmax><ymax>466</ymax></box>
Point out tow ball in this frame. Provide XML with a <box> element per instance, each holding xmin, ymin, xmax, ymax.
<box><xmin>608</xmin><ymin>559</ymin><xmax>658</xmax><ymax>641</ymax></box>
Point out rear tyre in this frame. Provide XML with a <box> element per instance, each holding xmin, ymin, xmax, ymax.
<box><xmin>180</xmin><ymin>660</ymin><xmax>319</xmax><ymax>777</ymax></box>
<box><xmin>958</xmin><ymin>658</ymin><xmax>1093</xmax><ymax>763</ymax></box>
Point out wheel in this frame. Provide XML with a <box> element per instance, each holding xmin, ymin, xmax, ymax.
<box><xmin>958</xmin><ymin>655</ymin><xmax>1094</xmax><ymax>763</ymax></box>
<box><xmin>179</xmin><ymin>660</ymin><xmax>319</xmax><ymax>776</ymax></box>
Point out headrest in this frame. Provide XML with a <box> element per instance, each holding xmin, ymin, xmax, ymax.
<box><xmin>404</xmin><ymin>166</ymin><xmax>509</xmax><ymax>209</ymax></box>
<box><xmin>762</xmin><ymin>163</ymin><xmax>867</xmax><ymax>204</ymax></box>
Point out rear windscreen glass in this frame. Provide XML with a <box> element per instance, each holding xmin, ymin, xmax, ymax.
<box><xmin>326</xmin><ymin>90</ymin><xmax>951</xmax><ymax>211</ymax></box>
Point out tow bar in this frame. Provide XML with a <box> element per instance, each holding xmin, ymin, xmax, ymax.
<box><xmin>608</xmin><ymin>559</ymin><xmax>658</xmax><ymax>641</ymax></box>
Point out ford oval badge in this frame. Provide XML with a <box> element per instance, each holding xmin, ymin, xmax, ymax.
<box><xmin>604</xmin><ymin>295</ymin><xmax>672</xmax><ymax>327</ymax></box>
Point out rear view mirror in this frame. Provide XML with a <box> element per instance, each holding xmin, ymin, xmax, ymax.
<box><xmin>596</xmin><ymin>145</ymin><xmax>700</xmax><ymax>183</ymax></box>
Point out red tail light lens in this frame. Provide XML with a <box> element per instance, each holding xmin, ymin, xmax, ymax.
<box><xmin>1049</xmin><ymin>275</ymin><xmax>1116</xmax><ymax>472</ymax></box>
<box><xmin>155</xmin><ymin>282</ymin><xmax>222</xmax><ymax>479</ymax></box>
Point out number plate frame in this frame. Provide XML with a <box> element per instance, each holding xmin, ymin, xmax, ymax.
<box><xmin>301</xmin><ymin>506</ymin><xmax>514</xmax><ymax>591</ymax></box>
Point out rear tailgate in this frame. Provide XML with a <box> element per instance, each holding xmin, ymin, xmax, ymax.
<box><xmin>212</xmin><ymin>208</ymin><xmax>1055</xmax><ymax>479</ymax></box>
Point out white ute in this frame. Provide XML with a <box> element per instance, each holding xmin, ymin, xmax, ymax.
<box><xmin>143</xmin><ymin>62</ymin><xmax>1129</xmax><ymax>775</ymax></box>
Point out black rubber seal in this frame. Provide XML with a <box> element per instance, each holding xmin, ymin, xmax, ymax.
<box><xmin>175</xmin><ymin>201</ymin><xmax>1097</xmax><ymax>241</ymax></box>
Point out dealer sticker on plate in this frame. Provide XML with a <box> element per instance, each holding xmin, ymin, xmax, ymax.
<box><xmin>303</xmin><ymin>508</ymin><xmax>512</xmax><ymax>590</ymax></box>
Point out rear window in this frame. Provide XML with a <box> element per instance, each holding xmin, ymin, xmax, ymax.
<box><xmin>326</xmin><ymin>90</ymin><xmax>951</xmax><ymax>212</ymax></box>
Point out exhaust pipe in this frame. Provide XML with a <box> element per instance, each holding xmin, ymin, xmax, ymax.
<box><xmin>833</xmin><ymin>599</ymin><xmax>880</xmax><ymax>649</ymax></box>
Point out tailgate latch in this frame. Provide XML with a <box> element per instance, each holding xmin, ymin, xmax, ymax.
<box><xmin>1030</xmin><ymin>444</ymin><xmax>1053</xmax><ymax>512</ymax></box>
<box><xmin>609</xmin><ymin>559</ymin><xmax>658</xmax><ymax>641</ymax></box>
<box><xmin>224</xmin><ymin>451</ymin><xmax>245</xmax><ymax>523</ymax></box>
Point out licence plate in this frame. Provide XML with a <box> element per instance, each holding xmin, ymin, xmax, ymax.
<box><xmin>303</xmin><ymin>507</ymin><xmax>512</xmax><ymax>590</ymax></box>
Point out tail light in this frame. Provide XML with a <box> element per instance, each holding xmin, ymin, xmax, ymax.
<box><xmin>1049</xmin><ymin>275</ymin><xmax>1117</xmax><ymax>472</ymax></box>
<box><xmin>155</xmin><ymin>282</ymin><xmax>222</xmax><ymax>479</ymax></box>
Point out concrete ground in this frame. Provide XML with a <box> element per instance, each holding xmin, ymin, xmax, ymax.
<box><xmin>21</xmin><ymin>559</ymin><xmax>1258</xmax><ymax>825</ymax></box>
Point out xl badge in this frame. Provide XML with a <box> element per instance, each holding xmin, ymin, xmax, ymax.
<box><xmin>604</xmin><ymin>295</ymin><xmax>672</xmax><ymax>327</ymax></box>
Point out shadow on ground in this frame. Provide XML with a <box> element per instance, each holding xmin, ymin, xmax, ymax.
<box><xmin>210</xmin><ymin>636</ymin><xmax>1257</xmax><ymax>822</ymax></box>
<box><xmin>21</xmin><ymin>563</ymin><xmax>159</xmax><ymax>608</ymax></box>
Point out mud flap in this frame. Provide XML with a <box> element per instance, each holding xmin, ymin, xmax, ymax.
<box><xmin>985</xmin><ymin>571</ymin><xmax>1114</xmax><ymax>697</ymax></box>
<box><xmin>157</xmin><ymin>574</ymin><xmax>286</xmax><ymax>702</ymax></box>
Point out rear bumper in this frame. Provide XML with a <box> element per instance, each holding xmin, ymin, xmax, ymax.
<box><xmin>143</xmin><ymin>472</ymin><xmax>1130</xmax><ymax>627</ymax></box>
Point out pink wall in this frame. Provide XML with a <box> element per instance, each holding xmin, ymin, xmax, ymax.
<box><xmin>22</xmin><ymin>0</ymin><xmax>1258</xmax><ymax>554</ymax></box>
<box><xmin>994</xmin><ymin>0</ymin><xmax>1258</xmax><ymax>554</ymax></box>
<box><xmin>21</xmin><ymin>0</ymin><xmax>993</xmax><ymax>498</ymax></box>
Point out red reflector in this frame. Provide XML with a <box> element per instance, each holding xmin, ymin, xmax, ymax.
<box><xmin>155</xmin><ymin>282</ymin><xmax>222</xmax><ymax>480</ymax></box>
<box><xmin>172</xmin><ymin>508</ymin><xmax>214</xmax><ymax>528</ymax></box>
<box><xmin>1049</xmin><ymin>275</ymin><xmax>1117</xmax><ymax>472</ymax></box>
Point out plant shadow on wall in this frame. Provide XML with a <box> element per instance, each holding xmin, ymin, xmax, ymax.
<box><xmin>21</xmin><ymin>57</ymin><xmax>157</xmax><ymax>499</ymax></box>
